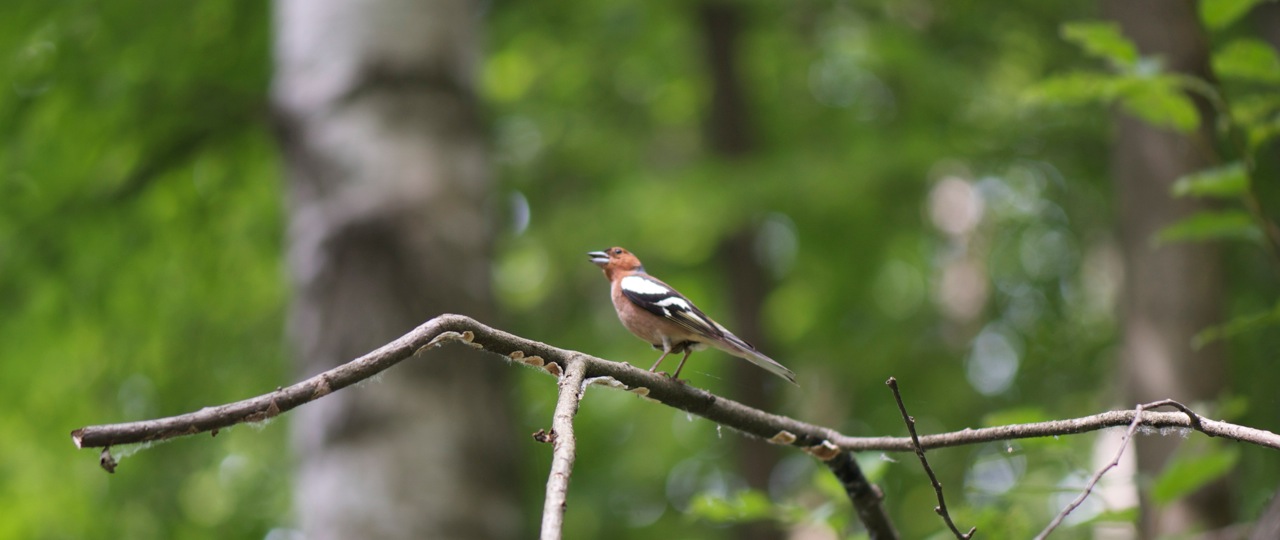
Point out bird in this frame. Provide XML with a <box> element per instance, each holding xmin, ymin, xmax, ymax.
<box><xmin>588</xmin><ymin>246</ymin><xmax>797</xmax><ymax>384</ymax></box>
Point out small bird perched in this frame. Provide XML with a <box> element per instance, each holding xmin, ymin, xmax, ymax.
<box><xmin>588</xmin><ymin>247</ymin><xmax>797</xmax><ymax>384</ymax></box>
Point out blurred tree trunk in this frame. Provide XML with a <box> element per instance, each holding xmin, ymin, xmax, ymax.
<box><xmin>1247</xmin><ymin>5</ymin><xmax>1280</xmax><ymax>535</ymax></box>
<box><xmin>1102</xmin><ymin>0</ymin><xmax>1232</xmax><ymax>536</ymax></box>
<box><xmin>700</xmin><ymin>4</ymin><xmax>784</xmax><ymax>540</ymax></box>
<box><xmin>272</xmin><ymin>1</ymin><xmax>519</xmax><ymax>539</ymax></box>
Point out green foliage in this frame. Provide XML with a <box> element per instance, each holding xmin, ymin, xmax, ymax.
<box><xmin>1024</xmin><ymin>71</ymin><xmax>1124</xmax><ymax>105</ymax></box>
<box><xmin>481</xmin><ymin>0</ymin><xmax>1279</xmax><ymax>535</ymax></box>
<box><xmin>1026</xmin><ymin>59</ymin><xmax>1202</xmax><ymax>133</ymax></box>
<box><xmin>5</xmin><ymin>0</ymin><xmax>1277</xmax><ymax>538</ymax></box>
<box><xmin>1230</xmin><ymin>92</ymin><xmax>1280</xmax><ymax>150</ymax></box>
<box><xmin>1061</xmin><ymin>22</ymin><xmax>1138</xmax><ymax>66</ymax></box>
<box><xmin>1172</xmin><ymin>163</ymin><xmax>1248</xmax><ymax>198</ymax></box>
<box><xmin>1214</xmin><ymin>38</ymin><xmax>1280</xmax><ymax>84</ymax></box>
<box><xmin>1199</xmin><ymin>0</ymin><xmax>1269</xmax><ymax>30</ymax></box>
<box><xmin>1114</xmin><ymin>75</ymin><xmax>1202</xmax><ymax>132</ymax></box>
<box><xmin>1192</xmin><ymin>302</ymin><xmax>1280</xmax><ymax>349</ymax></box>
<box><xmin>1034</xmin><ymin>9</ymin><xmax>1280</xmax><ymax>358</ymax></box>
<box><xmin>1156</xmin><ymin>210</ymin><xmax>1260</xmax><ymax>245</ymax></box>
<box><xmin>1151</xmin><ymin>441</ymin><xmax>1241</xmax><ymax>504</ymax></box>
<box><xmin>1</xmin><ymin>2</ymin><xmax>286</xmax><ymax>539</ymax></box>
<box><xmin>981</xmin><ymin>407</ymin><xmax>1050</xmax><ymax>427</ymax></box>
<box><xmin>688</xmin><ymin>490</ymin><xmax>784</xmax><ymax>523</ymax></box>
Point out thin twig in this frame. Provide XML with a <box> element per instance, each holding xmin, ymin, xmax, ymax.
<box><xmin>540</xmin><ymin>359</ymin><xmax>588</xmax><ymax>540</ymax></box>
<box><xmin>1034</xmin><ymin>403</ymin><xmax>1146</xmax><ymax>539</ymax></box>
<box><xmin>1034</xmin><ymin>400</ymin><xmax>1201</xmax><ymax>539</ymax></box>
<box><xmin>840</xmin><ymin>408</ymin><xmax>1279</xmax><ymax>452</ymax></box>
<box><xmin>888</xmin><ymin>377</ymin><xmax>975</xmax><ymax>539</ymax></box>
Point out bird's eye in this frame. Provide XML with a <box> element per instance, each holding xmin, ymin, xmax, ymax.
<box><xmin>612</xmin><ymin>248</ymin><xmax>622</xmax><ymax>255</ymax></box>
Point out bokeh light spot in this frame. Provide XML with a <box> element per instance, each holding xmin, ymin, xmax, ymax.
<box><xmin>966</xmin><ymin>324</ymin><xmax>1021</xmax><ymax>396</ymax></box>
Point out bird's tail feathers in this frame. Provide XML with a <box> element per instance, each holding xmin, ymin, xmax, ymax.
<box><xmin>714</xmin><ymin>333</ymin><xmax>798</xmax><ymax>385</ymax></box>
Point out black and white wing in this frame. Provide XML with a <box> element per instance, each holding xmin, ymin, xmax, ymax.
<box><xmin>619</xmin><ymin>274</ymin><xmax>797</xmax><ymax>384</ymax></box>
<box><xmin>618</xmin><ymin>275</ymin><xmax>725</xmax><ymax>340</ymax></box>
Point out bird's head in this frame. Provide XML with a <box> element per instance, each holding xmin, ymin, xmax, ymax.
<box><xmin>588</xmin><ymin>247</ymin><xmax>645</xmax><ymax>279</ymax></box>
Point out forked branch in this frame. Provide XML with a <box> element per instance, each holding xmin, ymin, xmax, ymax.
<box><xmin>71</xmin><ymin>314</ymin><xmax>1280</xmax><ymax>538</ymax></box>
<box><xmin>539</xmin><ymin>359</ymin><xmax>589</xmax><ymax>540</ymax></box>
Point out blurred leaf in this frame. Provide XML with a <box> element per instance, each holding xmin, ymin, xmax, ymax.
<box><xmin>1155</xmin><ymin>210</ymin><xmax>1259</xmax><ymax>245</ymax></box>
<box><xmin>1118</xmin><ymin>77</ymin><xmax>1201</xmax><ymax>132</ymax></box>
<box><xmin>1249</xmin><ymin>118</ymin><xmax>1280</xmax><ymax>150</ymax></box>
<box><xmin>1172</xmin><ymin>162</ymin><xmax>1248</xmax><ymax>199</ymax></box>
<box><xmin>982</xmin><ymin>406</ymin><xmax>1050</xmax><ymax>427</ymax></box>
<box><xmin>1061</xmin><ymin>22</ymin><xmax>1139</xmax><ymax>67</ymax></box>
<box><xmin>1151</xmin><ymin>444</ymin><xmax>1240</xmax><ymax>504</ymax></box>
<box><xmin>688</xmin><ymin>490</ymin><xmax>776</xmax><ymax>523</ymax></box>
<box><xmin>1192</xmin><ymin>302</ymin><xmax>1280</xmax><ymax>348</ymax></box>
<box><xmin>1229</xmin><ymin>93</ymin><xmax>1280</xmax><ymax>127</ymax></box>
<box><xmin>1199</xmin><ymin>0</ymin><xmax>1267</xmax><ymax>30</ymax></box>
<box><xmin>1090</xmin><ymin>507</ymin><xmax>1140</xmax><ymax>524</ymax></box>
<box><xmin>1023</xmin><ymin>71</ymin><xmax>1122</xmax><ymax>105</ymax></box>
<box><xmin>1213</xmin><ymin>39</ymin><xmax>1280</xmax><ymax>84</ymax></box>
<box><xmin>1025</xmin><ymin>71</ymin><xmax>1202</xmax><ymax>133</ymax></box>
<box><xmin>1215</xmin><ymin>394</ymin><xmax>1250</xmax><ymax>420</ymax></box>
<box><xmin>1229</xmin><ymin>94</ymin><xmax>1280</xmax><ymax>151</ymax></box>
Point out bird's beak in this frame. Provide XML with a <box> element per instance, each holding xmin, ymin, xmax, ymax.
<box><xmin>587</xmin><ymin>251</ymin><xmax>610</xmax><ymax>267</ymax></box>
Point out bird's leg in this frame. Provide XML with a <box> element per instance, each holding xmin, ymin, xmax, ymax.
<box><xmin>670</xmin><ymin>349</ymin><xmax>694</xmax><ymax>380</ymax></box>
<box><xmin>650</xmin><ymin>337</ymin><xmax>680</xmax><ymax>371</ymax></box>
<box><xmin>650</xmin><ymin>348</ymin><xmax>670</xmax><ymax>373</ymax></box>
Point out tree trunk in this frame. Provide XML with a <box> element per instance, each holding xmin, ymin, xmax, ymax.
<box><xmin>272</xmin><ymin>1</ymin><xmax>519</xmax><ymax>538</ymax></box>
<box><xmin>1101</xmin><ymin>0</ymin><xmax>1232</xmax><ymax>535</ymax></box>
<box><xmin>699</xmin><ymin>4</ymin><xmax>784</xmax><ymax>540</ymax></box>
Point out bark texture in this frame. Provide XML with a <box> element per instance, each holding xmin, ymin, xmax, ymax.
<box><xmin>272</xmin><ymin>1</ymin><xmax>519</xmax><ymax>538</ymax></box>
<box><xmin>1102</xmin><ymin>0</ymin><xmax>1231</xmax><ymax>535</ymax></box>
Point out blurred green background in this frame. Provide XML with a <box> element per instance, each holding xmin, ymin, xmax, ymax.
<box><xmin>3</xmin><ymin>0</ymin><xmax>1277</xmax><ymax>538</ymax></box>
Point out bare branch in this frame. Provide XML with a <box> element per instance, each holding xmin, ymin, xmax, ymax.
<box><xmin>839</xmin><ymin>409</ymin><xmax>1280</xmax><ymax>453</ymax></box>
<box><xmin>71</xmin><ymin>314</ymin><xmax>896</xmax><ymax>538</ymax></box>
<box><xmin>69</xmin><ymin>314</ymin><xmax>1280</xmax><ymax>538</ymax></box>
<box><xmin>540</xmin><ymin>359</ymin><xmax>588</xmax><ymax>540</ymax></box>
<box><xmin>70</xmin><ymin>315</ymin><xmax>1280</xmax><ymax>455</ymax></box>
<box><xmin>888</xmin><ymin>377</ymin><xmax>975</xmax><ymax>539</ymax></box>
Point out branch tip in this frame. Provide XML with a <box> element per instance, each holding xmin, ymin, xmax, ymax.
<box><xmin>890</xmin><ymin>376</ymin><xmax>973</xmax><ymax>539</ymax></box>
